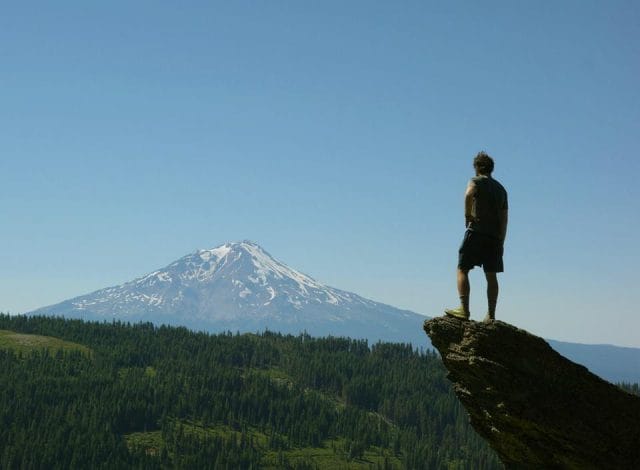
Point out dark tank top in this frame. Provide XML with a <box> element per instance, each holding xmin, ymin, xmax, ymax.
<box><xmin>469</xmin><ymin>175</ymin><xmax>508</xmax><ymax>239</ymax></box>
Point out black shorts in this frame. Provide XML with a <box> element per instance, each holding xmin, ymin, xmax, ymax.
<box><xmin>458</xmin><ymin>230</ymin><xmax>504</xmax><ymax>273</ymax></box>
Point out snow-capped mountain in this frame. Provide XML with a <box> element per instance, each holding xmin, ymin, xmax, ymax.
<box><xmin>29</xmin><ymin>241</ymin><xmax>429</xmax><ymax>345</ymax></box>
<box><xmin>25</xmin><ymin>240</ymin><xmax>640</xmax><ymax>382</ymax></box>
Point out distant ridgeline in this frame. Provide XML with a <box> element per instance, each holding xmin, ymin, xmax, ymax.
<box><xmin>0</xmin><ymin>314</ymin><xmax>501</xmax><ymax>469</ymax></box>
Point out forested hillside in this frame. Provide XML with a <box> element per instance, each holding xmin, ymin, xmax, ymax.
<box><xmin>0</xmin><ymin>314</ymin><xmax>501</xmax><ymax>469</ymax></box>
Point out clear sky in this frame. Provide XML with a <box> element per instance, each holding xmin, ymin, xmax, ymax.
<box><xmin>1</xmin><ymin>1</ymin><xmax>639</xmax><ymax>347</ymax></box>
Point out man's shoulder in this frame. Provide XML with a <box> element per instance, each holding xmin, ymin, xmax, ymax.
<box><xmin>471</xmin><ymin>175</ymin><xmax>507</xmax><ymax>193</ymax></box>
<box><xmin>470</xmin><ymin>175</ymin><xmax>488</xmax><ymax>186</ymax></box>
<box><xmin>488</xmin><ymin>176</ymin><xmax>507</xmax><ymax>193</ymax></box>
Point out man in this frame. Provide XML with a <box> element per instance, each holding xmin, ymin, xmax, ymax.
<box><xmin>445</xmin><ymin>151</ymin><xmax>508</xmax><ymax>322</ymax></box>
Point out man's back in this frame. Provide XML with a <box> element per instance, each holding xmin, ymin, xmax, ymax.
<box><xmin>469</xmin><ymin>175</ymin><xmax>508</xmax><ymax>239</ymax></box>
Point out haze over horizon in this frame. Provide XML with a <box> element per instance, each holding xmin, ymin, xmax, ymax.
<box><xmin>1</xmin><ymin>2</ymin><xmax>638</xmax><ymax>347</ymax></box>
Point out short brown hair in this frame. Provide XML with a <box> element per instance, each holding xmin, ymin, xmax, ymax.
<box><xmin>473</xmin><ymin>151</ymin><xmax>494</xmax><ymax>175</ymax></box>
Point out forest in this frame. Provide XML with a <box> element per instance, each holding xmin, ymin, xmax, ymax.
<box><xmin>0</xmin><ymin>313</ymin><xmax>504</xmax><ymax>469</ymax></box>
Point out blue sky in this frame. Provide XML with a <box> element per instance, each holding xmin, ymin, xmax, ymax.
<box><xmin>1</xmin><ymin>1</ymin><xmax>639</xmax><ymax>347</ymax></box>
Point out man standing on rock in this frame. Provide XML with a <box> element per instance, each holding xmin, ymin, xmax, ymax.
<box><xmin>445</xmin><ymin>152</ymin><xmax>508</xmax><ymax>322</ymax></box>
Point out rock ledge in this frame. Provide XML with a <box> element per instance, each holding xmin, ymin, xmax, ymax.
<box><xmin>423</xmin><ymin>316</ymin><xmax>640</xmax><ymax>469</ymax></box>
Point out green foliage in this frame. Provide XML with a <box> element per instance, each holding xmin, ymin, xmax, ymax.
<box><xmin>0</xmin><ymin>314</ymin><xmax>502</xmax><ymax>469</ymax></box>
<box><xmin>126</xmin><ymin>421</ymin><xmax>402</xmax><ymax>469</ymax></box>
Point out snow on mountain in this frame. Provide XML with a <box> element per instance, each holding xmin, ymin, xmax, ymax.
<box><xmin>28</xmin><ymin>241</ymin><xmax>429</xmax><ymax>345</ymax></box>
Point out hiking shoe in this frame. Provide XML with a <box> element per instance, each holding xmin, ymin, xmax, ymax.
<box><xmin>483</xmin><ymin>313</ymin><xmax>495</xmax><ymax>323</ymax></box>
<box><xmin>445</xmin><ymin>306</ymin><xmax>470</xmax><ymax>320</ymax></box>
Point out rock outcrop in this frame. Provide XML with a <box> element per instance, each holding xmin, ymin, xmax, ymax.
<box><xmin>423</xmin><ymin>316</ymin><xmax>640</xmax><ymax>470</ymax></box>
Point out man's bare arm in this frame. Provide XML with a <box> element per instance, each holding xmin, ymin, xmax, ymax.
<box><xmin>464</xmin><ymin>180</ymin><xmax>476</xmax><ymax>227</ymax></box>
<box><xmin>499</xmin><ymin>209</ymin><xmax>508</xmax><ymax>242</ymax></box>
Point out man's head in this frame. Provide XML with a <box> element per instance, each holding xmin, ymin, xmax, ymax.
<box><xmin>473</xmin><ymin>151</ymin><xmax>494</xmax><ymax>176</ymax></box>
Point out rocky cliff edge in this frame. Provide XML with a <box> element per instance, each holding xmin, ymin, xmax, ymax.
<box><xmin>423</xmin><ymin>316</ymin><xmax>640</xmax><ymax>470</ymax></box>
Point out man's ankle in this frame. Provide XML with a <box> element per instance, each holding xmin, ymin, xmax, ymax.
<box><xmin>460</xmin><ymin>295</ymin><xmax>470</xmax><ymax>315</ymax></box>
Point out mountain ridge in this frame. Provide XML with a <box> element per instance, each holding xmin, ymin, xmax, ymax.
<box><xmin>28</xmin><ymin>241</ymin><xmax>428</xmax><ymax>346</ymax></box>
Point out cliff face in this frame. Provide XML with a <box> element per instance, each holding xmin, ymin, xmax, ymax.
<box><xmin>423</xmin><ymin>316</ymin><xmax>640</xmax><ymax>470</ymax></box>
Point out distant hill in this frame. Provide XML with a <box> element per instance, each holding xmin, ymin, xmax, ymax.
<box><xmin>548</xmin><ymin>339</ymin><xmax>640</xmax><ymax>384</ymax></box>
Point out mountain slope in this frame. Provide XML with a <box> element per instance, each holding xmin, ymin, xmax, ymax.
<box><xmin>29</xmin><ymin>241</ymin><xmax>428</xmax><ymax>346</ymax></box>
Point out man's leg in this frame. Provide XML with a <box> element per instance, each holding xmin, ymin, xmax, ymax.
<box><xmin>485</xmin><ymin>272</ymin><xmax>498</xmax><ymax>321</ymax></box>
<box><xmin>447</xmin><ymin>230</ymin><xmax>475</xmax><ymax>320</ymax></box>
<box><xmin>457</xmin><ymin>268</ymin><xmax>470</xmax><ymax>315</ymax></box>
<box><xmin>446</xmin><ymin>268</ymin><xmax>471</xmax><ymax>319</ymax></box>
